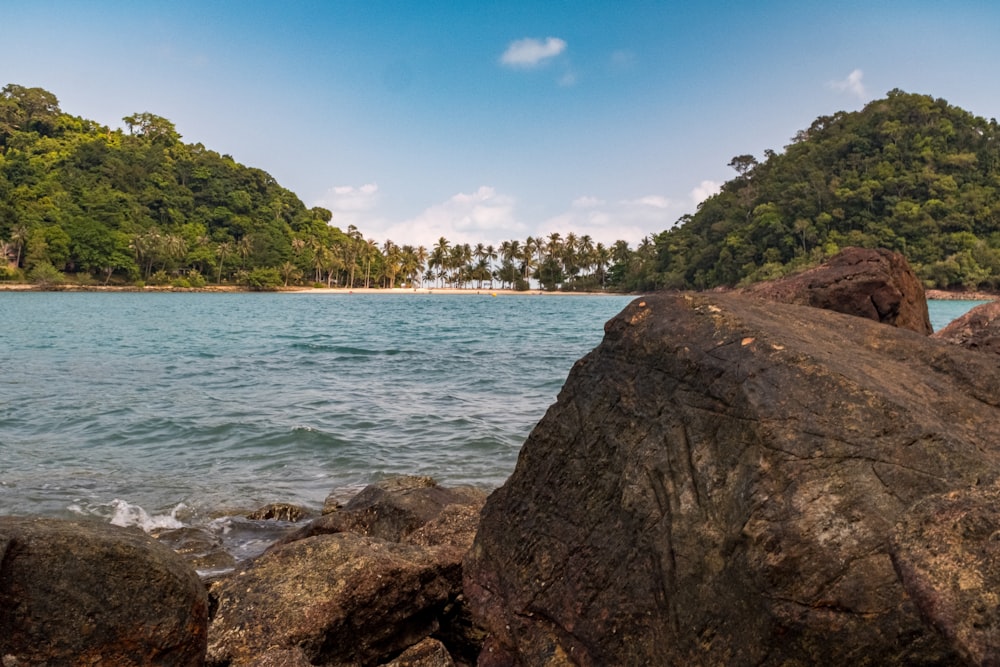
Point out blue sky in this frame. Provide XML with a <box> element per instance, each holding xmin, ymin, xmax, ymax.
<box><xmin>4</xmin><ymin>1</ymin><xmax>1000</xmax><ymax>247</ymax></box>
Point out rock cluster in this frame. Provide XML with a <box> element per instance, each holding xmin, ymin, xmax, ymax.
<box><xmin>0</xmin><ymin>477</ymin><xmax>485</xmax><ymax>666</ymax></box>
<box><xmin>207</xmin><ymin>476</ymin><xmax>486</xmax><ymax>666</ymax></box>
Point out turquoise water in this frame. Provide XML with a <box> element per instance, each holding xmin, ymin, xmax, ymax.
<box><xmin>0</xmin><ymin>293</ymin><xmax>983</xmax><ymax>566</ymax></box>
<box><xmin>0</xmin><ymin>292</ymin><xmax>633</xmax><ymax>527</ymax></box>
<box><xmin>928</xmin><ymin>299</ymin><xmax>990</xmax><ymax>332</ymax></box>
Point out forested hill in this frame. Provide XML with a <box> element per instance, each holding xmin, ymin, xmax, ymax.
<box><xmin>652</xmin><ymin>89</ymin><xmax>1000</xmax><ymax>291</ymax></box>
<box><xmin>0</xmin><ymin>84</ymin><xmax>343</xmax><ymax>287</ymax></box>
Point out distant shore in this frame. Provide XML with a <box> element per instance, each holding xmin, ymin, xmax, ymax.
<box><xmin>924</xmin><ymin>289</ymin><xmax>998</xmax><ymax>301</ymax></box>
<box><xmin>0</xmin><ymin>283</ymin><xmax>621</xmax><ymax>297</ymax></box>
<box><xmin>2</xmin><ymin>282</ymin><xmax>995</xmax><ymax>300</ymax></box>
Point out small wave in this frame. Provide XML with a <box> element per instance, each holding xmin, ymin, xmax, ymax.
<box><xmin>108</xmin><ymin>499</ymin><xmax>186</xmax><ymax>532</ymax></box>
<box><xmin>289</xmin><ymin>342</ymin><xmax>415</xmax><ymax>357</ymax></box>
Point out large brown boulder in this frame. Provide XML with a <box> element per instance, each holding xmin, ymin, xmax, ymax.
<box><xmin>0</xmin><ymin>516</ymin><xmax>208</xmax><ymax>666</ymax></box>
<box><xmin>207</xmin><ymin>533</ymin><xmax>464</xmax><ymax>666</ymax></box>
<box><xmin>464</xmin><ymin>292</ymin><xmax>1000</xmax><ymax>665</ymax></box>
<box><xmin>932</xmin><ymin>299</ymin><xmax>1000</xmax><ymax>352</ymax></box>
<box><xmin>742</xmin><ymin>246</ymin><xmax>932</xmax><ymax>334</ymax></box>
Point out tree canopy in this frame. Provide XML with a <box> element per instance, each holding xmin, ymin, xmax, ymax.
<box><xmin>651</xmin><ymin>90</ymin><xmax>1000</xmax><ymax>290</ymax></box>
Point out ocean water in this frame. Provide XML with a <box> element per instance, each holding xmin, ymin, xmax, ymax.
<box><xmin>0</xmin><ymin>293</ymin><xmax>983</xmax><ymax>570</ymax></box>
<box><xmin>0</xmin><ymin>292</ymin><xmax>633</xmax><ymax>560</ymax></box>
<box><xmin>928</xmin><ymin>298</ymin><xmax>990</xmax><ymax>332</ymax></box>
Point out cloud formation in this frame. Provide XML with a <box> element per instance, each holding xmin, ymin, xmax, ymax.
<box><xmin>500</xmin><ymin>37</ymin><xmax>567</xmax><ymax>68</ymax></box>
<box><xmin>690</xmin><ymin>180</ymin><xmax>721</xmax><ymax>206</ymax></box>
<box><xmin>830</xmin><ymin>69</ymin><xmax>867</xmax><ymax>99</ymax></box>
<box><xmin>314</xmin><ymin>182</ymin><xmax>708</xmax><ymax>249</ymax></box>
<box><xmin>314</xmin><ymin>183</ymin><xmax>382</xmax><ymax>230</ymax></box>
<box><xmin>382</xmin><ymin>186</ymin><xmax>525</xmax><ymax>247</ymax></box>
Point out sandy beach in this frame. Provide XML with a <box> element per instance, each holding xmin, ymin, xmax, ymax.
<box><xmin>283</xmin><ymin>286</ymin><xmax>619</xmax><ymax>297</ymax></box>
<box><xmin>0</xmin><ymin>283</ymin><xmax>622</xmax><ymax>296</ymax></box>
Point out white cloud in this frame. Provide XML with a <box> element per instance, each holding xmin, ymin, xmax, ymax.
<box><xmin>539</xmin><ymin>194</ymin><xmax>681</xmax><ymax>246</ymax></box>
<box><xmin>311</xmin><ymin>183</ymin><xmax>708</xmax><ymax>250</ymax></box>
<box><xmin>500</xmin><ymin>37</ymin><xmax>567</xmax><ymax>68</ymax></box>
<box><xmin>557</xmin><ymin>70</ymin><xmax>578</xmax><ymax>87</ymax></box>
<box><xmin>830</xmin><ymin>69</ymin><xmax>867</xmax><ymax>99</ymax></box>
<box><xmin>572</xmin><ymin>196</ymin><xmax>605</xmax><ymax>208</ymax></box>
<box><xmin>627</xmin><ymin>195</ymin><xmax>671</xmax><ymax>209</ymax></box>
<box><xmin>313</xmin><ymin>183</ymin><xmax>383</xmax><ymax>231</ymax></box>
<box><xmin>316</xmin><ymin>183</ymin><xmax>379</xmax><ymax>212</ymax></box>
<box><xmin>381</xmin><ymin>186</ymin><xmax>525</xmax><ymax>247</ymax></box>
<box><xmin>690</xmin><ymin>180</ymin><xmax>721</xmax><ymax>206</ymax></box>
<box><xmin>609</xmin><ymin>50</ymin><xmax>636</xmax><ymax>70</ymax></box>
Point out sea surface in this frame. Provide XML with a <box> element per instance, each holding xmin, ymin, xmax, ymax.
<box><xmin>0</xmin><ymin>293</ymin><xmax>984</xmax><ymax>570</ymax></box>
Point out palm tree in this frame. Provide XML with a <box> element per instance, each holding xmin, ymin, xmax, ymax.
<box><xmin>10</xmin><ymin>224</ymin><xmax>28</xmax><ymax>268</ymax></box>
<box><xmin>430</xmin><ymin>237</ymin><xmax>450</xmax><ymax>287</ymax></box>
<box><xmin>364</xmin><ymin>238</ymin><xmax>378</xmax><ymax>288</ymax></box>
<box><xmin>279</xmin><ymin>261</ymin><xmax>301</xmax><ymax>286</ymax></box>
<box><xmin>520</xmin><ymin>237</ymin><xmax>536</xmax><ymax>285</ymax></box>
<box><xmin>594</xmin><ymin>242</ymin><xmax>611</xmax><ymax>288</ymax></box>
<box><xmin>215</xmin><ymin>241</ymin><xmax>233</xmax><ymax>283</ymax></box>
<box><xmin>237</xmin><ymin>235</ymin><xmax>253</xmax><ymax>269</ymax></box>
<box><xmin>485</xmin><ymin>244</ymin><xmax>498</xmax><ymax>287</ymax></box>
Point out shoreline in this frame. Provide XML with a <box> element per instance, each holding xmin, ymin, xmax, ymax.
<box><xmin>0</xmin><ymin>283</ymin><xmax>625</xmax><ymax>297</ymax></box>
<box><xmin>2</xmin><ymin>282</ymin><xmax>996</xmax><ymax>301</ymax></box>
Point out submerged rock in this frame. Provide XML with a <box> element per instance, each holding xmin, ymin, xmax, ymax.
<box><xmin>0</xmin><ymin>516</ymin><xmax>208</xmax><ymax>666</ymax></box>
<box><xmin>932</xmin><ymin>299</ymin><xmax>1000</xmax><ymax>351</ymax></box>
<box><xmin>742</xmin><ymin>246</ymin><xmax>932</xmax><ymax>334</ymax></box>
<box><xmin>464</xmin><ymin>292</ymin><xmax>1000</xmax><ymax>665</ymax></box>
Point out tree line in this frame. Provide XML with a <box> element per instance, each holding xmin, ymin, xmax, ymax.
<box><xmin>0</xmin><ymin>84</ymin><xmax>650</xmax><ymax>291</ymax></box>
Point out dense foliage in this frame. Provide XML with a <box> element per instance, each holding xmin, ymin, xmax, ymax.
<box><xmin>650</xmin><ymin>90</ymin><xmax>1000</xmax><ymax>290</ymax></box>
<box><xmin>0</xmin><ymin>84</ymin><xmax>644</xmax><ymax>291</ymax></box>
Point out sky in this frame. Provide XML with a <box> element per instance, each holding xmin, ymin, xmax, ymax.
<box><xmin>4</xmin><ymin>1</ymin><xmax>1000</xmax><ymax>248</ymax></box>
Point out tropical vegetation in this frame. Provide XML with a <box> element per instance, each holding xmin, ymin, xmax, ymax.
<box><xmin>650</xmin><ymin>89</ymin><xmax>1000</xmax><ymax>290</ymax></box>
<box><xmin>0</xmin><ymin>84</ymin><xmax>647</xmax><ymax>291</ymax></box>
<box><xmin>5</xmin><ymin>85</ymin><xmax>1000</xmax><ymax>293</ymax></box>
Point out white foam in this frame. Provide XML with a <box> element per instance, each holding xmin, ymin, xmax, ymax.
<box><xmin>108</xmin><ymin>499</ymin><xmax>186</xmax><ymax>531</ymax></box>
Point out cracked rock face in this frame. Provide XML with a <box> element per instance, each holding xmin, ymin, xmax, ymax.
<box><xmin>464</xmin><ymin>292</ymin><xmax>1000</xmax><ymax>666</ymax></box>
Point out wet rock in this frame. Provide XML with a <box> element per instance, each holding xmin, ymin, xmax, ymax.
<box><xmin>207</xmin><ymin>533</ymin><xmax>463</xmax><ymax>666</ymax></box>
<box><xmin>742</xmin><ymin>246</ymin><xmax>932</xmax><ymax>334</ymax></box>
<box><xmin>152</xmin><ymin>525</ymin><xmax>237</xmax><ymax>574</ymax></box>
<box><xmin>380</xmin><ymin>637</ymin><xmax>456</xmax><ymax>667</ymax></box>
<box><xmin>0</xmin><ymin>516</ymin><xmax>208</xmax><ymax>666</ymax></box>
<box><xmin>932</xmin><ymin>299</ymin><xmax>1000</xmax><ymax>351</ymax></box>
<box><xmin>246</xmin><ymin>502</ymin><xmax>313</xmax><ymax>522</ymax></box>
<box><xmin>274</xmin><ymin>475</ymin><xmax>487</xmax><ymax>549</ymax></box>
<box><xmin>464</xmin><ymin>292</ymin><xmax>1000</xmax><ymax>665</ymax></box>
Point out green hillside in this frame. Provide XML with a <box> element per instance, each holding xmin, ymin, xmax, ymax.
<box><xmin>0</xmin><ymin>84</ymin><xmax>344</xmax><ymax>288</ymax></box>
<box><xmin>652</xmin><ymin>89</ymin><xmax>1000</xmax><ymax>291</ymax></box>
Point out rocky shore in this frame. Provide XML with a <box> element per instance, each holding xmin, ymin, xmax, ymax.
<box><xmin>5</xmin><ymin>247</ymin><xmax>1000</xmax><ymax>665</ymax></box>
